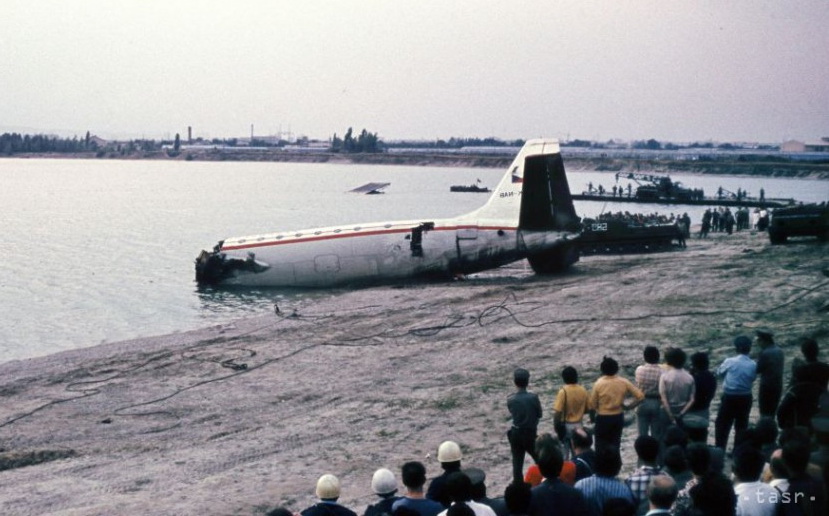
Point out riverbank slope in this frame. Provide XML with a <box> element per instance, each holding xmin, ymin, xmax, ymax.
<box><xmin>1</xmin><ymin>231</ymin><xmax>827</xmax><ymax>515</ymax></box>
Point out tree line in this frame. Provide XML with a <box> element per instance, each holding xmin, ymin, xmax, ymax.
<box><xmin>330</xmin><ymin>127</ymin><xmax>380</xmax><ymax>153</ymax></box>
<box><xmin>1</xmin><ymin>132</ymin><xmax>96</xmax><ymax>155</ymax></box>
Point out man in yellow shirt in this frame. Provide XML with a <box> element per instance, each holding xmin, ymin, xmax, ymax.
<box><xmin>590</xmin><ymin>356</ymin><xmax>645</xmax><ymax>451</ymax></box>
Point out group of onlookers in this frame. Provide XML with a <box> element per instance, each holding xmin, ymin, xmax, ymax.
<box><xmin>269</xmin><ymin>330</ymin><xmax>829</xmax><ymax>516</ymax></box>
<box><xmin>594</xmin><ymin>211</ymin><xmax>679</xmax><ymax>227</ymax></box>
<box><xmin>700</xmin><ymin>207</ymin><xmax>770</xmax><ymax>237</ymax></box>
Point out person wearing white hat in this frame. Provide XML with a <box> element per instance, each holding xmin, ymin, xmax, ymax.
<box><xmin>364</xmin><ymin>468</ymin><xmax>400</xmax><ymax>516</ymax></box>
<box><xmin>427</xmin><ymin>441</ymin><xmax>463</xmax><ymax>507</ymax></box>
<box><xmin>301</xmin><ymin>474</ymin><xmax>358</xmax><ymax>516</ymax></box>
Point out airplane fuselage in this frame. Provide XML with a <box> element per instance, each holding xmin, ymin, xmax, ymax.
<box><xmin>208</xmin><ymin>218</ymin><xmax>571</xmax><ymax>287</ymax></box>
<box><xmin>195</xmin><ymin>139</ymin><xmax>582</xmax><ymax>287</ymax></box>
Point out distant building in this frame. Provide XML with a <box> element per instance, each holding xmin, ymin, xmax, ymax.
<box><xmin>89</xmin><ymin>135</ymin><xmax>108</xmax><ymax>148</ymax></box>
<box><xmin>782</xmin><ymin>137</ymin><xmax>829</xmax><ymax>152</ymax></box>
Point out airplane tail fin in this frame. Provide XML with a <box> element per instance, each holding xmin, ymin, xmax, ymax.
<box><xmin>470</xmin><ymin>139</ymin><xmax>579</xmax><ymax>232</ymax></box>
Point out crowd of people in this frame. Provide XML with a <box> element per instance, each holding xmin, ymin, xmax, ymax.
<box><xmin>270</xmin><ymin>330</ymin><xmax>829</xmax><ymax>516</ymax></box>
<box><xmin>699</xmin><ymin>207</ymin><xmax>769</xmax><ymax>238</ymax></box>
<box><xmin>593</xmin><ymin>211</ymin><xmax>689</xmax><ymax>228</ymax></box>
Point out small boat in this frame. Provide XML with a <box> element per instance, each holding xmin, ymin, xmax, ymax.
<box><xmin>450</xmin><ymin>184</ymin><xmax>491</xmax><ymax>193</ymax></box>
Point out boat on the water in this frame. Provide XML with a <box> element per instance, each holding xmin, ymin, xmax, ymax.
<box><xmin>450</xmin><ymin>184</ymin><xmax>491</xmax><ymax>193</ymax></box>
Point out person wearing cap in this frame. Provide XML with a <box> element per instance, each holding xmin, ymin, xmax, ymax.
<box><xmin>464</xmin><ymin>467</ymin><xmax>507</xmax><ymax>516</ymax></box>
<box><xmin>301</xmin><ymin>474</ymin><xmax>358</xmax><ymax>516</ymax></box>
<box><xmin>364</xmin><ymin>468</ymin><xmax>400</xmax><ymax>516</ymax></box>
<box><xmin>427</xmin><ymin>441</ymin><xmax>464</xmax><ymax>507</ymax></box>
<box><xmin>507</xmin><ymin>368</ymin><xmax>543</xmax><ymax>483</ymax></box>
<box><xmin>714</xmin><ymin>335</ymin><xmax>757</xmax><ymax>451</ymax></box>
<box><xmin>435</xmin><ymin>471</ymin><xmax>497</xmax><ymax>516</ymax></box>
<box><xmin>393</xmin><ymin>461</ymin><xmax>445</xmax><ymax>516</ymax></box>
<box><xmin>755</xmin><ymin>328</ymin><xmax>784</xmax><ymax>418</ymax></box>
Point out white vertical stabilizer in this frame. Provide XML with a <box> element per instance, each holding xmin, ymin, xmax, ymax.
<box><xmin>465</xmin><ymin>138</ymin><xmax>561</xmax><ymax>225</ymax></box>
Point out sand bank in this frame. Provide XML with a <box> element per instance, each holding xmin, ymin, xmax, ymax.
<box><xmin>1</xmin><ymin>231</ymin><xmax>827</xmax><ymax>515</ymax></box>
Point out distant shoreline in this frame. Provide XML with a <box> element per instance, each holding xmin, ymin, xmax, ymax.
<box><xmin>3</xmin><ymin>149</ymin><xmax>829</xmax><ymax>179</ymax></box>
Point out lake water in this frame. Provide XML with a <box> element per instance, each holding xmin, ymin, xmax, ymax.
<box><xmin>1</xmin><ymin>157</ymin><xmax>826</xmax><ymax>363</ymax></box>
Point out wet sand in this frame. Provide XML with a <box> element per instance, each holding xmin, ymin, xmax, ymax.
<box><xmin>1</xmin><ymin>231</ymin><xmax>827</xmax><ymax>515</ymax></box>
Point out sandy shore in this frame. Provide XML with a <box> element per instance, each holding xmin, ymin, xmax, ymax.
<box><xmin>1</xmin><ymin>231</ymin><xmax>827</xmax><ymax>515</ymax></box>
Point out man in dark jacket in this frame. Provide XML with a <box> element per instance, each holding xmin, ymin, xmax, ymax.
<box><xmin>528</xmin><ymin>440</ymin><xmax>589</xmax><ymax>516</ymax></box>
<box><xmin>756</xmin><ymin>328</ymin><xmax>784</xmax><ymax>418</ymax></box>
<box><xmin>507</xmin><ymin>368</ymin><xmax>543</xmax><ymax>483</ymax></box>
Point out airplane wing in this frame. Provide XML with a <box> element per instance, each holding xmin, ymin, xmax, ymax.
<box><xmin>350</xmin><ymin>182</ymin><xmax>390</xmax><ymax>194</ymax></box>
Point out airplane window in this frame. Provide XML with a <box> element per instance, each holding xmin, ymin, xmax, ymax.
<box><xmin>295</xmin><ymin>233</ymin><xmax>303</xmax><ymax>237</ymax></box>
<box><xmin>334</xmin><ymin>229</ymin><xmax>341</xmax><ymax>233</ymax></box>
<box><xmin>354</xmin><ymin>226</ymin><xmax>361</xmax><ymax>231</ymax></box>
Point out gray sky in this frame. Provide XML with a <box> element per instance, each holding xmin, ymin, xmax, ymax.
<box><xmin>2</xmin><ymin>0</ymin><xmax>827</xmax><ymax>143</ymax></box>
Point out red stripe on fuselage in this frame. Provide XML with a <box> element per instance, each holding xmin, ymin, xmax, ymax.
<box><xmin>221</xmin><ymin>225</ymin><xmax>518</xmax><ymax>251</ymax></box>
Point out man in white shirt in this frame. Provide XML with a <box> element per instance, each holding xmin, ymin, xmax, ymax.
<box><xmin>436</xmin><ymin>472</ymin><xmax>496</xmax><ymax>516</ymax></box>
<box><xmin>733</xmin><ymin>446</ymin><xmax>778</xmax><ymax>516</ymax></box>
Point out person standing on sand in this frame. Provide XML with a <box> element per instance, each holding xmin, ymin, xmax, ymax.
<box><xmin>553</xmin><ymin>366</ymin><xmax>592</xmax><ymax>460</ymax></box>
<box><xmin>635</xmin><ymin>346</ymin><xmax>663</xmax><ymax>441</ymax></box>
<box><xmin>658</xmin><ymin>347</ymin><xmax>695</xmax><ymax>432</ymax></box>
<box><xmin>714</xmin><ymin>336</ymin><xmax>757</xmax><ymax>452</ymax></box>
<box><xmin>301</xmin><ymin>474</ymin><xmax>359</xmax><ymax>516</ymax></box>
<box><xmin>507</xmin><ymin>368</ymin><xmax>543</xmax><ymax>483</ymax></box>
<box><xmin>755</xmin><ymin>328</ymin><xmax>784</xmax><ymax>418</ymax></box>
<box><xmin>590</xmin><ymin>356</ymin><xmax>645</xmax><ymax>451</ymax></box>
<box><xmin>699</xmin><ymin>209</ymin><xmax>711</xmax><ymax>238</ymax></box>
<box><xmin>685</xmin><ymin>352</ymin><xmax>716</xmax><ymax>443</ymax></box>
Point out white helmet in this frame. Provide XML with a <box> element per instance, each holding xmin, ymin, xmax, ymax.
<box><xmin>371</xmin><ymin>468</ymin><xmax>398</xmax><ymax>495</ymax></box>
<box><xmin>316</xmin><ymin>474</ymin><xmax>341</xmax><ymax>499</ymax></box>
<box><xmin>437</xmin><ymin>441</ymin><xmax>462</xmax><ymax>463</ymax></box>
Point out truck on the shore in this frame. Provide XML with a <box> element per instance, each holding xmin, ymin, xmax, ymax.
<box><xmin>768</xmin><ymin>203</ymin><xmax>829</xmax><ymax>244</ymax></box>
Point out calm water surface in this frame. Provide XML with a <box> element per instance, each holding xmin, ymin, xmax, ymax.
<box><xmin>1</xmin><ymin>158</ymin><xmax>826</xmax><ymax>363</ymax></box>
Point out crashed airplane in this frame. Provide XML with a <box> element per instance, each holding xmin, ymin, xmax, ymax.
<box><xmin>195</xmin><ymin>138</ymin><xmax>582</xmax><ymax>287</ymax></box>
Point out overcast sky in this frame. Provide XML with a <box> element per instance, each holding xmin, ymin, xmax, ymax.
<box><xmin>2</xmin><ymin>1</ymin><xmax>827</xmax><ymax>143</ymax></box>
